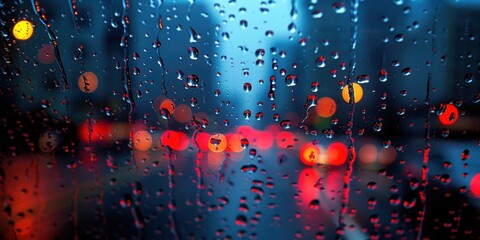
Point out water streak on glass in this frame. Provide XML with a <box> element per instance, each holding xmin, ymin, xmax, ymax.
<box><xmin>120</xmin><ymin>0</ymin><xmax>135</xmax><ymax>166</ymax></box>
<box><xmin>67</xmin><ymin>0</ymin><xmax>79</xmax><ymax>33</ymax></box>
<box><xmin>337</xmin><ymin>0</ymin><xmax>359</xmax><ymax>236</ymax></box>
<box><xmin>167</xmin><ymin>147</ymin><xmax>180</xmax><ymax>240</ymax></box>
<box><xmin>186</xmin><ymin>0</ymin><xmax>195</xmax><ymax>21</ymax></box>
<box><xmin>30</xmin><ymin>0</ymin><xmax>69</xmax><ymax>90</ymax></box>
<box><xmin>417</xmin><ymin>64</ymin><xmax>432</xmax><ymax>240</ymax></box>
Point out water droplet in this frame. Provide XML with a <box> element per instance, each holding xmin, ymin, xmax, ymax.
<box><xmin>243</xmin><ymin>110</ymin><xmax>252</xmax><ymax>120</ymax></box>
<box><xmin>288</xmin><ymin>22</ymin><xmax>297</xmax><ymax>33</ymax></box>
<box><xmin>187</xmin><ymin>46</ymin><xmax>199</xmax><ymax>60</ymax></box>
<box><xmin>285</xmin><ymin>74</ymin><xmax>298</xmax><ymax>87</ymax></box>
<box><xmin>373</xmin><ymin>122</ymin><xmax>383</xmax><ymax>132</ymax></box>
<box><xmin>314</xmin><ymin>56</ymin><xmax>327</xmax><ymax>69</ymax></box>
<box><xmin>389</xmin><ymin>194</ymin><xmax>401</xmax><ymax>206</ymax></box>
<box><xmin>241</xmin><ymin>138</ymin><xmax>249</xmax><ymax>149</ymax></box>
<box><xmin>280</xmin><ymin>120</ymin><xmax>293</xmax><ymax>129</ymax></box>
<box><xmin>367</xmin><ymin>182</ymin><xmax>377</xmax><ymax>190</ymax></box>
<box><xmin>240</xmin><ymin>19</ymin><xmax>248</xmax><ymax>29</ymax></box>
<box><xmin>378</xmin><ymin>69</ymin><xmax>388</xmax><ymax>82</ymax></box>
<box><xmin>185</xmin><ymin>75</ymin><xmax>199</xmax><ymax>88</ymax></box>
<box><xmin>312</xmin><ymin>9</ymin><xmax>323</xmax><ymax>18</ymax></box>
<box><xmin>440</xmin><ymin>174</ymin><xmax>451</xmax><ymax>185</ymax></box>
<box><xmin>311</xmin><ymin>82</ymin><xmax>319</xmax><ymax>92</ymax></box>
<box><xmin>357</xmin><ymin>75</ymin><xmax>370</xmax><ymax>84</ymax></box>
<box><xmin>464</xmin><ymin>73</ymin><xmax>474</xmax><ymax>83</ymax></box>
<box><xmin>235</xmin><ymin>215</ymin><xmax>248</xmax><ymax>226</ymax></box>
<box><xmin>401</xmin><ymin>67</ymin><xmax>412</xmax><ymax>76</ymax></box>
<box><xmin>394</xmin><ymin>34</ymin><xmax>404</xmax><ymax>42</ymax></box>
<box><xmin>309</xmin><ymin>199</ymin><xmax>320</xmax><ymax>209</ymax></box>
<box><xmin>243</xmin><ymin>83</ymin><xmax>252</xmax><ymax>92</ymax></box>
<box><xmin>461</xmin><ymin>149</ymin><xmax>470</xmax><ymax>160</ymax></box>
<box><xmin>240</xmin><ymin>164</ymin><xmax>258</xmax><ymax>173</ymax></box>
<box><xmin>332</xmin><ymin>2</ymin><xmax>346</xmax><ymax>14</ymax></box>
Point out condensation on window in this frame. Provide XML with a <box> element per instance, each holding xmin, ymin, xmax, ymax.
<box><xmin>0</xmin><ymin>0</ymin><xmax>479</xmax><ymax>239</ymax></box>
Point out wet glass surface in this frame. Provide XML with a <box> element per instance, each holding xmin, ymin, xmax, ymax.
<box><xmin>1</xmin><ymin>0</ymin><xmax>480</xmax><ymax>239</ymax></box>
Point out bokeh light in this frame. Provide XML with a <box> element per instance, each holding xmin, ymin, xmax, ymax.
<box><xmin>207</xmin><ymin>151</ymin><xmax>224</xmax><ymax>171</ymax></box>
<box><xmin>438</xmin><ymin>103</ymin><xmax>459</xmax><ymax>125</ymax></box>
<box><xmin>276</xmin><ymin>131</ymin><xmax>296</xmax><ymax>149</ymax></box>
<box><xmin>326</xmin><ymin>142</ymin><xmax>348</xmax><ymax>166</ymax></box>
<box><xmin>193</xmin><ymin>132</ymin><xmax>211</xmax><ymax>151</ymax></box>
<box><xmin>78</xmin><ymin>72</ymin><xmax>99</xmax><ymax>93</ymax></box>
<box><xmin>359</xmin><ymin>143</ymin><xmax>377</xmax><ymax>164</ymax></box>
<box><xmin>38</xmin><ymin>44</ymin><xmax>55</xmax><ymax>64</ymax></box>
<box><xmin>341</xmin><ymin>82</ymin><xmax>363</xmax><ymax>103</ymax></box>
<box><xmin>173</xmin><ymin>104</ymin><xmax>192</xmax><ymax>123</ymax></box>
<box><xmin>316</xmin><ymin>97</ymin><xmax>337</xmax><ymax>117</ymax></box>
<box><xmin>470</xmin><ymin>173</ymin><xmax>480</xmax><ymax>197</ymax></box>
<box><xmin>378</xmin><ymin>147</ymin><xmax>397</xmax><ymax>165</ymax></box>
<box><xmin>161</xmin><ymin>130</ymin><xmax>188</xmax><ymax>151</ymax></box>
<box><xmin>226</xmin><ymin>133</ymin><xmax>244</xmax><ymax>153</ymax></box>
<box><xmin>237</xmin><ymin>125</ymin><xmax>255</xmax><ymax>140</ymax></box>
<box><xmin>297</xmin><ymin>168</ymin><xmax>322</xmax><ymax>206</ymax></box>
<box><xmin>38</xmin><ymin>132</ymin><xmax>59</xmax><ymax>152</ymax></box>
<box><xmin>208</xmin><ymin>133</ymin><xmax>227</xmax><ymax>152</ymax></box>
<box><xmin>13</xmin><ymin>20</ymin><xmax>34</xmax><ymax>40</ymax></box>
<box><xmin>251</xmin><ymin>130</ymin><xmax>274</xmax><ymax>150</ymax></box>
<box><xmin>78</xmin><ymin>121</ymin><xmax>112</xmax><ymax>142</ymax></box>
<box><xmin>159</xmin><ymin>98</ymin><xmax>175</xmax><ymax>119</ymax></box>
<box><xmin>300</xmin><ymin>142</ymin><xmax>321</xmax><ymax>166</ymax></box>
<box><xmin>133</xmin><ymin>130</ymin><xmax>152</xmax><ymax>151</ymax></box>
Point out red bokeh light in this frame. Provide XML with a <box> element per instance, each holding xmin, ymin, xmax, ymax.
<box><xmin>161</xmin><ymin>130</ymin><xmax>188</xmax><ymax>151</ymax></box>
<box><xmin>252</xmin><ymin>130</ymin><xmax>274</xmax><ymax>150</ymax></box>
<box><xmin>192</xmin><ymin>132</ymin><xmax>210</xmax><ymax>151</ymax></box>
<box><xmin>78</xmin><ymin>121</ymin><xmax>112</xmax><ymax>142</ymax></box>
<box><xmin>237</xmin><ymin>125</ymin><xmax>255</xmax><ymax>140</ymax></box>
<box><xmin>276</xmin><ymin>131</ymin><xmax>296</xmax><ymax>149</ymax></box>
<box><xmin>438</xmin><ymin>104</ymin><xmax>459</xmax><ymax>125</ymax></box>
<box><xmin>297</xmin><ymin>168</ymin><xmax>321</xmax><ymax>207</ymax></box>
<box><xmin>326</xmin><ymin>142</ymin><xmax>348</xmax><ymax>166</ymax></box>
<box><xmin>471</xmin><ymin>173</ymin><xmax>480</xmax><ymax>197</ymax></box>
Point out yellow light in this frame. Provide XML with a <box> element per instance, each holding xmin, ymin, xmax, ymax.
<box><xmin>13</xmin><ymin>20</ymin><xmax>34</xmax><ymax>40</ymax></box>
<box><xmin>341</xmin><ymin>82</ymin><xmax>363</xmax><ymax>103</ymax></box>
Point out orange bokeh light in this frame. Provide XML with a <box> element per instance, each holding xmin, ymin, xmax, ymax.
<box><xmin>207</xmin><ymin>151</ymin><xmax>225</xmax><ymax>171</ymax></box>
<box><xmin>359</xmin><ymin>144</ymin><xmax>378</xmax><ymax>164</ymax></box>
<box><xmin>341</xmin><ymin>82</ymin><xmax>363</xmax><ymax>103</ymax></box>
<box><xmin>300</xmin><ymin>142</ymin><xmax>321</xmax><ymax>166</ymax></box>
<box><xmin>316</xmin><ymin>97</ymin><xmax>337</xmax><ymax>117</ymax></box>
<box><xmin>78</xmin><ymin>72</ymin><xmax>99</xmax><ymax>93</ymax></box>
<box><xmin>378</xmin><ymin>147</ymin><xmax>397</xmax><ymax>165</ymax></box>
<box><xmin>438</xmin><ymin>104</ymin><xmax>459</xmax><ymax>125</ymax></box>
<box><xmin>226</xmin><ymin>133</ymin><xmax>244</xmax><ymax>153</ymax></box>
<box><xmin>208</xmin><ymin>133</ymin><xmax>227</xmax><ymax>152</ymax></box>
<box><xmin>160</xmin><ymin>98</ymin><xmax>175</xmax><ymax>116</ymax></box>
<box><xmin>326</xmin><ymin>142</ymin><xmax>348</xmax><ymax>166</ymax></box>
<box><xmin>133</xmin><ymin>130</ymin><xmax>152</xmax><ymax>151</ymax></box>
